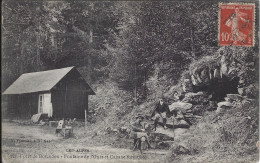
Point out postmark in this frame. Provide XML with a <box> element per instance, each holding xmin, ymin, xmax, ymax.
<box><xmin>219</xmin><ymin>3</ymin><xmax>255</xmax><ymax>46</ymax></box>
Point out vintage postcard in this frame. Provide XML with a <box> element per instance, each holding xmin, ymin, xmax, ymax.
<box><xmin>1</xmin><ymin>0</ymin><xmax>259</xmax><ymax>163</ymax></box>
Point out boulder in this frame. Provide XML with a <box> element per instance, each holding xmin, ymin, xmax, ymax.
<box><xmin>220</xmin><ymin>60</ymin><xmax>229</xmax><ymax>76</ymax></box>
<box><xmin>157</xmin><ymin>141</ymin><xmax>171</xmax><ymax>149</ymax></box>
<box><xmin>206</xmin><ymin>101</ymin><xmax>217</xmax><ymax>111</ymax></box>
<box><xmin>192</xmin><ymin>105</ymin><xmax>206</xmax><ymax>115</ymax></box>
<box><xmin>221</xmin><ymin>65</ymin><xmax>229</xmax><ymax>76</ymax></box>
<box><xmin>171</xmin><ymin>144</ymin><xmax>191</xmax><ymax>155</ymax></box>
<box><xmin>216</xmin><ymin>107</ymin><xmax>224</xmax><ymax>114</ymax></box>
<box><xmin>189</xmin><ymin>91</ymin><xmax>204</xmax><ymax>96</ymax></box>
<box><xmin>191</xmin><ymin>75</ymin><xmax>199</xmax><ymax>86</ymax></box>
<box><xmin>175</xmin><ymin>111</ymin><xmax>185</xmax><ymax>120</ymax></box>
<box><xmin>169</xmin><ymin>102</ymin><xmax>193</xmax><ymax>112</ymax></box>
<box><xmin>238</xmin><ymin>87</ymin><xmax>245</xmax><ymax>95</ymax></box>
<box><xmin>174</xmin><ymin>119</ymin><xmax>190</xmax><ymax>128</ymax></box>
<box><xmin>200</xmin><ymin>69</ymin><xmax>210</xmax><ymax>84</ymax></box>
<box><xmin>244</xmin><ymin>84</ymin><xmax>258</xmax><ymax>98</ymax></box>
<box><xmin>238</xmin><ymin>83</ymin><xmax>258</xmax><ymax>98</ymax></box>
<box><xmin>195</xmin><ymin>73</ymin><xmax>202</xmax><ymax>83</ymax></box>
<box><xmin>214</xmin><ymin>68</ymin><xmax>221</xmax><ymax>79</ymax></box>
<box><xmin>151</xmin><ymin>114</ymin><xmax>190</xmax><ymax>129</ymax></box>
<box><xmin>226</xmin><ymin>94</ymin><xmax>245</xmax><ymax>102</ymax></box>
<box><xmin>224</xmin><ymin>97</ymin><xmax>232</xmax><ymax>102</ymax></box>
<box><xmin>112</xmin><ymin>129</ymin><xmax>118</xmax><ymax>133</ymax></box>
<box><xmin>150</xmin><ymin>132</ymin><xmax>175</xmax><ymax>142</ymax></box>
<box><xmin>217</xmin><ymin>101</ymin><xmax>232</xmax><ymax>108</ymax></box>
<box><xmin>182</xmin><ymin>92</ymin><xmax>208</xmax><ymax>104</ymax></box>
<box><xmin>185</xmin><ymin>109</ymin><xmax>193</xmax><ymax>113</ymax></box>
<box><xmin>227</xmin><ymin>67</ymin><xmax>237</xmax><ymax>77</ymax></box>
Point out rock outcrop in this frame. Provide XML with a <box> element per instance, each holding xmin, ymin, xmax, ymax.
<box><xmin>217</xmin><ymin>101</ymin><xmax>232</xmax><ymax>108</ymax></box>
<box><xmin>169</xmin><ymin>102</ymin><xmax>193</xmax><ymax>112</ymax></box>
<box><xmin>171</xmin><ymin>144</ymin><xmax>191</xmax><ymax>155</ymax></box>
<box><xmin>226</xmin><ymin>94</ymin><xmax>245</xmax><ymax>102</ymax></box>
<box><xmin>182</xmin><ymin>92</ymin><xmax>210</xmax><ymax>105</ymax></box>
<box><xmin>183</xmin><ymin>79</ymin><xmax>193</xmax><ymax>92</ymax></box>
<box><xmin>181</xmin><ymin>48</ymin><xmax>258</xmax><ymax>100</ymax></box>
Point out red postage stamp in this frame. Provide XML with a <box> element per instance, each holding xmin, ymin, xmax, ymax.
<box><xmin>219</xmin><ymin>3</ymin><xmax>255</xmax><ymax>46</ymax></box>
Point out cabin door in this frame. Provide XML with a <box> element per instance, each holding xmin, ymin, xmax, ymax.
<box><xmin>38</xmin><ymin>93</ymin><xmax>53</xmax><ymax>117</ymax></box>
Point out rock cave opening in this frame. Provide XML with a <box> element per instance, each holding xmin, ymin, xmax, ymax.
<box><xmin>194</xmin><ymin>76</ymin><xmax>240</xmax><ymax>102</ymax></box>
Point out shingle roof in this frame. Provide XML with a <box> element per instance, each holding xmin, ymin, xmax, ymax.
<box><xmin>3</xmin><ymin>67</ymin><xmax>94</xmax><ymax>95</ymax></box>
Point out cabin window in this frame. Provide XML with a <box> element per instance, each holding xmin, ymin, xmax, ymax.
<box><xmin>38</xmin><ymin>94</ymin><xmax>44</xmax><ymax>113</ymax></box>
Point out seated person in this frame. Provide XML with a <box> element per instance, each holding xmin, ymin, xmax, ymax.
<box><xmin>151</xmin><ymin>98</ymin><xmax>170</xmax><ymax>130</ymax></box>
<box><xmin>130</xmin><ymin>114</ymin><xmax>152</xmax><ymax>149</ymax></box>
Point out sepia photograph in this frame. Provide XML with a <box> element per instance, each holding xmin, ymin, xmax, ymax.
<box><xmin>1</xmin><ymin>0</ymin><xmax>259</xmax><ymax>162</ymax></box>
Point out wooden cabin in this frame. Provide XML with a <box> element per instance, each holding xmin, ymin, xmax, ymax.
<box><xmin>3</xmin><ymin>67</ymin><xmax>95</xmax><ymax>119</ymax></box>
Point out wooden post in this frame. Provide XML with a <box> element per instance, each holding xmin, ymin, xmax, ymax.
<box><xmin>134</xmin><ymin>63</ymin><xmax>137</xmax><ymax>102</ymax></box>
<box><xmin>84</xmin><ymin>109</ymin><xmax>87</xmax><ymax>130</ymax></box>
<box><xmin>64</xmin><ymin>84</ymin><xmax>68</xmax><ymax>118</ymax></box>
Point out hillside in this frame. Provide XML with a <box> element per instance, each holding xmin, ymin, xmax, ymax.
<box><xmin>2</xmin><ymin>1</ymin><xmax>259</xmax><ymax>162</ymax></box>
<box><xmin>86</xmin><ymin>46</ymin><xmax>259</xmax><ymax>162</ymax></box>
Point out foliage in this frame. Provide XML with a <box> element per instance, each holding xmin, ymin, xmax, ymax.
<box><xmin>88</xmin><ymin>81</ymin><xmax>135</xmax><ymax>127</ymax></box>
<box><xmin>3</xmin><ymin>1</ymin><xmax>254</xmax><ymax>98</ymax></box>
<box><xmin>217</xmin><ymin>46</ymin><xmax>259</xmax><ymax>86</ymax></box>
<box><xmin>2</xmin><ymin>1</ymin><xmax>119</xmax><ymax>88</ymax></box>
<box><xmin>169</xmin><ymin>99</ymin><xmax>259</xmax><ymax>162</ymax></box>
<box><xmin>189</xmin><ymin>55</ymin><xmax>220</xmax><ymax>75</ymax></box>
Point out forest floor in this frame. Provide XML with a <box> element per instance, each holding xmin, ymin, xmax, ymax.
<box><xmin>2</xmin><ymin>121</ymin><xmax>170</xmax><ymax>163</ymax></box>
<box><xmin>2</xmin><ymin>118</ymin><xmax>258</xmax><ymax>163</ymax></box>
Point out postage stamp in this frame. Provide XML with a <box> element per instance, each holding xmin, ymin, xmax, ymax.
<box><xmin>219</xmin><ymin>3</ymin><xmax>255</xmax><ymax>46</ymax></box>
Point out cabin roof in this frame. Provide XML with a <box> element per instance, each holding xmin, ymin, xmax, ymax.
<box><xmin>3</xmin><ymin>67</ymin><xmax>95</xmax><ymax>95</ymax></box>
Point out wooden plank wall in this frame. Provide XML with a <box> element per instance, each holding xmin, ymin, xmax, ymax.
<box><xmin>7</xmin><ymin>93</ymin><xmax>38</xmax><ymax>118</ymax></box>
<box><xmin>51</xmin><ymin>69</ymin><xmax>88</xmax><ymax>120</ymax></box>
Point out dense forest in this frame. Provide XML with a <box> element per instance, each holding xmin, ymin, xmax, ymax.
<box><xmin>2</xmin><ymin>1</ymin><xmax>259</xmax><ymax>162</ymax></box>
<box><xmin>2</xmin><ymin>1</ymin><xmax>239</xmax><ymax>96</ymax></box>
<box><xmin>2</xmin><ymin>0</ymin><xmax>259</xmax><ymax>114</ymax></box>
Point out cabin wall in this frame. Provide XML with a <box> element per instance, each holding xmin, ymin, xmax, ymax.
<box><xmin>7</xmin><ymin>93</ymin><xmax>39</xmax><ymax>118</ymax></box>
<box><xmin>51</xmin><ymin>70</ymin><xmax>89</xmax><ymax>120</ymax></box>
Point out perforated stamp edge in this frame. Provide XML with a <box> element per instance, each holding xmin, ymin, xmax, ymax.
<box><xmin>218</xmin><ymin>3</ymin><xmax>256</xmax><ymax>47</ymax></box>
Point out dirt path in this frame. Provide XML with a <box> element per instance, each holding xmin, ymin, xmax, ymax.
<box><xmin>2</xmin><ymin>122</ymin><xmax>170</xmax><ymax>163</ymax></box>
<box><xmin>2</xmin><ymin>122</ymin><xmax>60</xmax><ymax>140</ymax></box>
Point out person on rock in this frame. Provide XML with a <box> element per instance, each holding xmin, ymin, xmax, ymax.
<box><xmin>151</xmin><ymin>98</ymin><xmax>170</xmax><ymax>130</ymax></box>
<box><xmin>130</xmin><ymin>114</ymin><xmax>152</xmax><ymax>150</ymax></box>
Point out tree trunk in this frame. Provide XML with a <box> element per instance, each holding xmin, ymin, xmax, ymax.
<box><xmin>134</xmin><ymin>63</ymin><xmax>137</xmax><ymax>102</ymax></box>
<box><xmin>190</xmin><ymin>27</ymin><xmax>195</xmax><ymax>58</ymax></box>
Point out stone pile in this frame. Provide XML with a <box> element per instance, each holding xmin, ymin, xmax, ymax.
<box><xmin>167</xmin><ymin>91</ymin><xmax>211</xmax><ymax>128</ymax></box>
<box><xmin>182</xmin><ymin>91</ymin><xmax>209</xmax><ymax>105</ymax></box>
<box><xmin>171</xmin><ymin>144</ymin><xmax>191</xmax><ymax>155</ymax></box>
<box><xmin>215</xmin><ymin>93</ymin><xmax>251</xmax><ymax>114</ymax></box>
